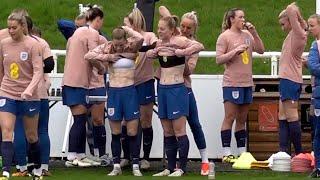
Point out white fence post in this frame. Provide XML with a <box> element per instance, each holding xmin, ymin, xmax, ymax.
<box><xmin>271</xmin><ymin>56</ymin><xmax>278</xmax><ymax>77</ymax></box>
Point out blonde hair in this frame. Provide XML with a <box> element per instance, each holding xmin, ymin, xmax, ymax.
<box><xmin>160</xmin><ymin>15</ymin><xmax>180</xmax><ymax>36</ymax></box>
<box><xmin>181</xmin><ymin>11</ymin><xmax>198</xmax><ymax>37</ymax></box>
<box><xmin>309</xmin><ymin>14</ymin><xmax>320</xmax><ymax>24</ymax></box>
<box><xmin>221</xmin><ymin>8</ymin><xmax>243</xmax><ymax>32</ymax></box>
<box><xmin>11</xmin><ymin>8</ymin><xmax>29</xmax><ymax>17</ymax></box>
<box><xmin>278</xmin><ymin>10</ymin><xmax>287</xmax><ymax>19</ymax></box>
<box><xmin>8</xmin><ymin>12</ymin><xmax>27</xmax><ymax>26</ymax></box>
<box><xmin>128</xmin><ymin>8</ymin><xmax>146</xmax><ymax>32</ymax></box>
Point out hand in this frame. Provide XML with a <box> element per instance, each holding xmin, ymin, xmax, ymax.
<box><xmin>175</xmin><ymin>49</ymin><xmax>185</xmax><ymax>57</ymax></box>
<box><xmin>235</xmin><ymin>44</ymin><xmax>248</xmax><ymax>55</ymax></box>
<box><xmin>121</xmin><ymin>25</ymin><xmax>131</xmax><ymax>32</ymax></box>
<box><xmin>21</xmin><ymin>91</ymin><xmax>32</xmax><ymax>100</ymax></box>
<box><xmin>123</xmin><ymin>17</ymin><xmax>131</xmax><ymax>27</ymax></box>
<box><xmin>244</xmin><ymin>22</ymin><xmax>257</xmax><ymax>34</ymax></box>
<box><xmin>301</xmin><ymin>56</ymin><xmax>308</xmax><ymax>68</ymax></box>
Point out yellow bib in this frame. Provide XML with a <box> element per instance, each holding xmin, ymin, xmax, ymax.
<box><xmin>10</xmin><ymin>63</ymin><xmax>19</xmax><ymax>79</ymax></box>
<box><xmin>241</xmin><ymin>50</ymin><xmax>249</xmax><ymax>65</ymax></box>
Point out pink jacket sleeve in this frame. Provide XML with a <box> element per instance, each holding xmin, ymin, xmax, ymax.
<box><xmin>0</xmin><ymin>42</ymin><xmax>3</xmax><ymax>85</ymax></box>
<box><xmin>287</xmin><ymin>4</ymin><xmax>306</xmax><ymax>38</ymax></box>
<box><xmin>84</xmin><ymin>43</ymin><xmax>114</xmax><ymax>62</ymax></box>
<box><xmin>23</xmin><ymin>43</ymin><xmax>44</xmax><ymax>97</ymax></box>
<box><xmin>184</xmin><ymin>54</ymin><xmax>199</xmax><ymax>76</ymax></box>
<box><xmin>87</xmin><ymin>31</ymin><xmax>100</xmax><ymax>51</ymax></box>
<box><xmin>178</xmin><ymin>38</ymin><xmax>204</xmax><ymax>56</ymax></box>
<box><xmin>125</xmin><ymin>27</ymin><xmax>144</xmax><ymax>53</ymax></box>
<box><xmin>216</xmin><ymin>34</ymin><xmax>238</xmax><ymax>65</ymax></box>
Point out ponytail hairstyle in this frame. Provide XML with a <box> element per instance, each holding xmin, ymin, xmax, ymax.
<box><xmin>181</xmin><ymin>11</ymin><xmax>198</xmax><ymax>38</ymax></box>
<box><xmin>25</xmin><ymin>16</ymin><xmax>33</xmax><ymax>35</ymax></box>
<box><xmin>11</xmin><ymin>8</ymin><xmax>29</xmax><ymax>17</ymax></box>
<box><xmin>86</xmin><ymin>6</ymin><xmax>104</xmax><ymax>22</ymax></box>
<box><xmin>128</xmin><ymin>8</ymin><xmax>146</xmax><ymax>32</ymax></box>
<box><xmin>160</xmin><ymin>15</ymin><xmax>180</xmax><ymax>35</ymax></box>
<box><xmin>221</xmin><ymin>8</ymin><xmax>243</xmax><ymax>32</ymax></box>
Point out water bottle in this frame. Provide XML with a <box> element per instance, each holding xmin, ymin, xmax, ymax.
<box><xmin>208</xmin><ymin>161</ymin><xmax>215</xmax><ymax>179</ymax></box>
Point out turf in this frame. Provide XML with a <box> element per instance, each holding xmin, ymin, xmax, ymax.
<box><xmin>8</xmin><ymin>167</ymin><xmax>309</xmax><ymax>180</ymax></box>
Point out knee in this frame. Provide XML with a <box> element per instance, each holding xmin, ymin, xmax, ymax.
<box><xmin>163</xmin><ymin>128</ymin><xmax>174</xmax><ymax>137</ymax></box>
<box><xmin>26</xmin><ymin>132</ymin><xmax>38</xmax><ymax>143</ymax></box>
<box><xmin>127</xmin><ymin>127</ymin><xmax>138</xmax><ymax>136</ymax></box>
<box><xmin>2</xmin><ymin>129</ymin><xmax>13</xmax><ymax>141</ymax></box>
<box><xmin>140</xmin><ymin>118</ymin><xmax>152</xmax><ymax>129</ymax></box>
<box><xmin>111</xmin><ymin>127</ymin><xmax>121</xmax><ymax>135</ymax></box>
<box><xmin>93</xmin><ymin>118</ymin><xmax>104</xmax><ymax>126</ymax></box>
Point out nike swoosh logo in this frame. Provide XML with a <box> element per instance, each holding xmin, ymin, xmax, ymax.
<box><xmin>172</xmin><ymin>111</ymin><xmax>179</xmax><ymax>115</ymax></box>
<box><xmin>29</xmin><ymin>108</ymin><xmax>36</xmax><ymax>112</ymax></box>
<box><xmin>146</xmin><ymin>96</ymin><xmax>152</xmax><ymax>99</ymax></box>
<box><xmin>134</xmin><ymin>111</ymin><xmax>139</xmax><ymax>115</ymax></box>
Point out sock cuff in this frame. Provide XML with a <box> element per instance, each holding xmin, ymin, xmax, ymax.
<box><xmin>221</xmin><ymin>129</ymin><xmax>232</xmax><ymax>135</ymax></box>
<box><xmin>164</xmin><ymin>136</ymin><xmax>177</xmax><ymax>143</ymax></box>
<box><xmin>142</xmin><ymin>127</ymin><xmax>153</xmax><ymax>133</ymax></box>
<box><xmin>235</xmin><ymin>129</ymin><xmax>246</xmax><ymax>137</ymax></box>
<box><xmin>73</xmin><ymin>113</ymin><xmax>87</xmax><ymax>120</ymax></box>
<box><xmin>112</xmin><ymin>134</ymin><xmax>121</xmax><ymax>140</ymax></box>
<box><xmin>177</xmin><ymin>135</ymin><xmax>188</xmax><ymax>140</ymax></box>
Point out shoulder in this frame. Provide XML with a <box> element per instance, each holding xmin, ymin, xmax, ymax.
<box><xmin>34</xmin><ymin>36</ymin><xmax>50</xmax><ymax>47</ymax></box>
<box><xmin>0</xmin><ymin>37</ymin><xmax>12</xmax><ymax>45</ymax></box>
<box><xmin>99</xmin><ymin>35</ymin><xmax>108</xmax><ymax>44</ymax></box>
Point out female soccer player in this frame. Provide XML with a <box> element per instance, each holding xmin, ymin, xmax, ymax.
<box><xmin>120</xmin><ymin>8</ymin><xmax>158</xmax><ymax>169</ymax></box>
<box><xmin>148</xmin><ymin>16</ymin><xmax>204</xmax><ymax>176</ymax></box>
<box><xmin>62</xmin><ymin>7</ymin><xmax>104</xmax><ymax>167</ymax></box>
<box><xmin>278</xmin><ymin>2</ymin><xmax>307</xmax><ymax>155</ymax></box>
<box><xmin>306</xmin><ymin>13</ymin><xmax>320</xmax><ymax>178</ymax></box>
<box><xmin>13</xmin><ymin>16</ymin><xmax>54</xmax><ymax>177</ymax></box>
<box><xmin>85</xmin><ymin>26</ymin><xmax>144</xmax><ymax>176</ymax></box>
<box><xmin>0</xmin><ymin>12</ymin><xmax>43</xmax><ymax>180</ymax></box>
<box><xmin>216</xmin><ymin>8</ymin><xmax>264</xmax><ymax>163</ymax></box>
<box><xmin>158</xmin><ymin>5</ymin><xmax>209</xmax><ymax>175</ymax></box>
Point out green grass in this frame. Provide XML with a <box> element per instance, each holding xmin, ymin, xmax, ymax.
<box><xmin>7</xmin><ymin>167</ymin><xmax>311</xmax><ymax>180</ymax></box>
<box><xmin>0</xmin><ymin>0</ymin><xmax>316</xmax><ymax>74</ymax></box>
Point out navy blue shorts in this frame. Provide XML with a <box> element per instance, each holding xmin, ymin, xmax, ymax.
<box><xmin>279</xmin><ymin>78</ymin><xmax>302</xmax><ymax>102</ymax></box>
<box><xmin>88</xmin><ymin>87</ymin><xmax>106</xmax><ymax>107</ymax></box>
<box><xmin>107</xmin><ymin>85</ymin><xmax>140</xmax><ymax>121</ymax></box>
<box><xmin>223</xmin><ymin>87</ymin><xmax>253</xmax><ymax>105</ymax></box>
<box><xmin>135</xmin><ymin>79</ymin><xmax>155</xmax><ymax>105</ymax></box>
<box><xmin>158</xmin><ymin>83</ymin><xmax>189</xmax><ymax>120</ymax></box>
<box><xmin>62</xmin><ymin>86</ymin><xmax>88</xmax><ymax>106</ymax></box>
<box><xmin>0</xmin><ymin>97</ymin><xmax>40</xmax><ymax>116</ymax></box>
